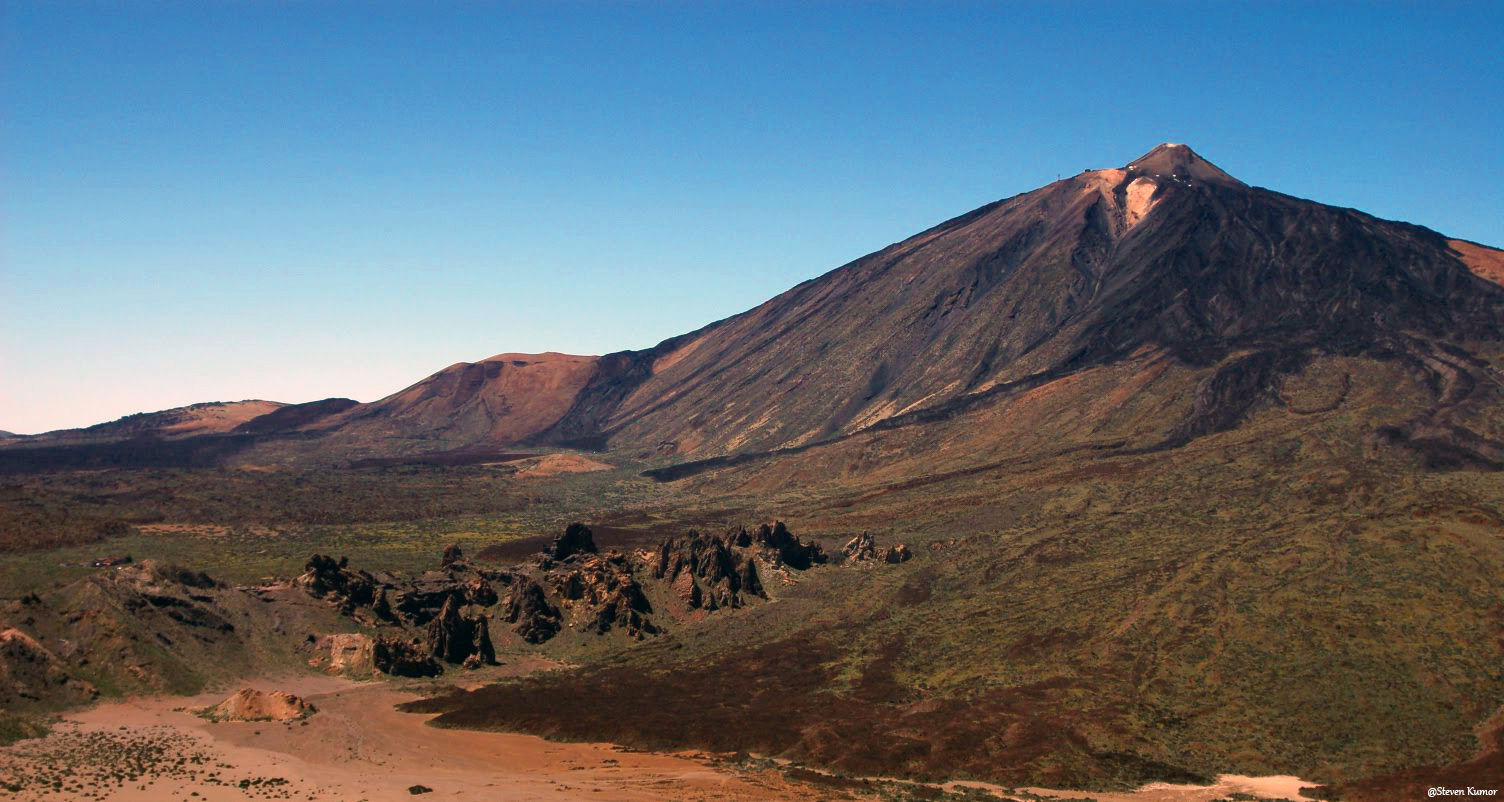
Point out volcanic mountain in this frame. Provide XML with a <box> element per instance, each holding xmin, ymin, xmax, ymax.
<box><xmin>545</xmin><ymin>143</ymin><xmax>1504</xmax><ymax>474</ymax></box>
<box><xmin>7</xmin><ymin>144</ymin><xmax>1504</xmax><ymax>475</ymax></box>
<box><xmin>6</xmin><ymin>145</ymin><xmax>1504</xmax><ymax>793</ymax></box>
<box><xmin>296</xmin><ymin>142</ymin><xmax>1502</xmax><ymax>477</ymax></box>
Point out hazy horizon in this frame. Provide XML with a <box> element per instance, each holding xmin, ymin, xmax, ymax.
<box><xmin>5</xmin><ymin>2</ymin><xmax>1502</xmax><ymax>434</ymax></box>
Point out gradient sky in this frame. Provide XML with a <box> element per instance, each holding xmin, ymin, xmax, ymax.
<box><xmin>4</xmin><ymin>2</ymin><xmax>1502</xmax><ymax>434</ymax></box>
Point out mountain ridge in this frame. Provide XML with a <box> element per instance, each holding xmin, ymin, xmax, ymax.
<box><xmin>6</xmin><ymin>144</ymin><xmax>1504</xmax><ymax>474</ymax></box>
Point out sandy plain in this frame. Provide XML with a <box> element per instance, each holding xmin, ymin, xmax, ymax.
<box><xmin>0</xmin><ymin>675</ymin><xmax>1319</xmax><ymax>802</ymax></box>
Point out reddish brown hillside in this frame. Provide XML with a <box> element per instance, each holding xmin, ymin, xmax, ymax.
<box><xmin>264</xmin><ymin>352</ymin><xmax>601</xmax><ymax>461</ymax></box>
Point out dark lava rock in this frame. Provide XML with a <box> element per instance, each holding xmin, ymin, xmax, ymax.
<box><xmin>389</xmin><ymin>573</ymin><xmax>498</xmax><ymax>627</ymax></box>
<box><xmin>753</xmin><ymin>521</ymin><xmax>827</xmax><ymax>570</ymax></box>
<box><xmin>546</xmin><ymin>553</ymin><xmax>656</xmax><ymax>637</ymax></box>
<box><xmin>301</xmin><ymin>550</ymin><xmax>504</xmax><ymax>628</ymax></box>
<box><xmin>425</xmin><ymin>596</ymin><xmax>495</xmax><ymax>667</ymax></box>
<box><xmin>504</xmin><ymin>578</ymin><xmax>561</xmax><ymax>644</ymax></box>
<box><xmin>373</xmin><ymin>636</ymin><xmax>442</xmax><ymax>678</ymax></box>
<box><xmin>654</xmin><ymin>530</ymin><xmax>763</xmax><ymax>611</ymax></box>
<box><xmin>296</xmin><ymin>555</ymin><xmax>386</xmax><ymax>620</ymax></box>
<box><xmin>547</xmin><ymin>522</ymin><xmax>599</xmax><ymax>561</ymax></box>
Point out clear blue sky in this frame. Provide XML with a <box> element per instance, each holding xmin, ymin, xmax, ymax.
<box><xmin>4</xmin><ymin>2</ymin><xmax>1502</xmax><ymax>434</ymax></box>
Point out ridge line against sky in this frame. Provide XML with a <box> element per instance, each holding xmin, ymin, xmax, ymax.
<box><xmin>3</xmin><ymin>2</ymin><xmax>1502</xmax><ymax>434</ymax></box>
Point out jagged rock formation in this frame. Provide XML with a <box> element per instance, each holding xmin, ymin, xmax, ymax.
<box><xmin>297</xmin><ymin>554</ymin><xmax>499</xmax><ymax>670</ymax></box>
<box><xmin>503</xmin><ymin>578</ymin><xmax>561</xmax><ymax>644</ymax></box>
<box><xmin>752</xmin><ymin>521</ymin><xmax>828</xmax><ymax>570</ymax></box>
<box><xmin>297</xmin><ymin>555</ymin><xmax>387</xmax><ymax>621</ymax></box>
<box><xmin>654</xmin><ymin>530</ymin><xmax>763</xmax><ymax>611</ymax></box>
<box><xmin>839</xmin><ymin>532</ymin><xmax>912</xmax><ymax>566</ymax></box>
<box><xmin>547</xmin><ymin>522</ymin><xmax>598</xmax><ymax>561</ymax></box>
<box><xmin>841</xmin><ymin>532</ymin><xmax>878</xmax><ymax>561</ymax></box>
<box><xmin>197</xmin><ymin>688</ymin><xmax>315</xmax><ymax>722</ymax></box>
<box><xmin>547</xmin><ymin>552</ymin><xmax>656</xmax><ymax>637</ymax></box>
<box><xmin>372</xmin><ymin>636</ymin><xmax>442</xmax><ymax>677</ymax></box>
<box><xmin>343</xmin><ymin>522</ymin><xmax>816</xmax><ymax>651</ymax></box>
<box><xmin>386</xmin><ymin>572</ymin><xmax>498</xmax><ymax>626</ymax></box>
<box><xmin>426</xmin><ymin>596</ymin><xmax>496</xmax><ymax>668</ymax></box>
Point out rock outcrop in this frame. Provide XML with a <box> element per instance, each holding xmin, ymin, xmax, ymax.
<box><xmin>299</xmin><ymin>552</ymin><xmax>498</xmax><ymax>672</ymax></box>
<box><xmin>547</xmin><ymin>522</ymin><xmax>598</xmax><ymax>561</ymax></box>
<box><xmin>299</xmin><ymin>553</ymin><xmax>500</xmax><ymax>630</ymax></box>
<box><xmin>842</xmin><ymin>532</ymin><xmax>879</xmax><ymax>562</ymax></box>
<box><xmin>425</xmin><ymin>596</ymin><xmax>496</xmax><ymax>668</ymax></box>
<box><xmin>752</xmin><ymin>521</ymin><xmax>828</xmax><ymax>570</ymax></box>
<box><xmin>373</xmin><ymin>636</ymin><xmax>442</xmax><ymax>677</ymax></box>
<box><xmin>838</xmin><ymin>532</ymin><xmax>913</xmax><ymax>565</ymax></box>
<box><xmin>654</xmin><ymin>530</ymin><xmax>764</xmax><ymax>611</ymax></box>
<box><xmin>548</xmin><ymin>552</ymin><xmax>656</xmax><ymax>637</ymax></box>
<box><xmin>387</xmin><ymin>572</ymin><xmax>498</xmax><ymax>626</ymax></box>
<box><xmin>297</xmin><ymin>555</ymin><xmax>388</xmax><ymax>621</ymax></box>
<box><xmin>504</xmin><ymin>578</ymin><xmax>561</xmax><ymax>644</ymax></box>
<box><xmin>305</xmin><ymin>633</ymin><xmax>376</xmax><ymax>677</ymax></box>
<box><xmin>197</xmin><ymin>688</ymin><xmax>315</xmax><ymax>722</ymax></box>
<box><xmin>883</xmin><ymin>544</ymin><xmax>913</xmax><ymax>564</ymax></box>
<box><xmin>295</xmin><ymin>521</ymin><xmax>819</xmax><ymax>650</ymax></box>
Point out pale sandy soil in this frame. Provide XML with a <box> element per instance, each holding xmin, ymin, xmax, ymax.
<box><xmin>1125</xmin><ymin>176</ymin><xmax>1160</xmax><ymax>227</ymax></box>
<box><xmin>1014</xmin><ymin>774</ymin><xmax>1317</xmax><ymax>801</ymax></box>
<box><xmin>0</xmin><ymin>676</ymin><xmax>844</xmax><ymax>802</ymax></box>
<box><xmin>512</xmin><ymin>454</ymin><xmax>614</xmax><ymax>478</ymax></box>
<box><xmin>0</xmin><ymin>675</ymin><xmax>1322</xmax><ymax>802</ymax></box>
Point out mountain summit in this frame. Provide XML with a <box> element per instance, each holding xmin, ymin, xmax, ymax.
<box><xmin>1122</xmin><ymin>142</ymin><xmax>1244</xmax><ymax>186</ymax></box>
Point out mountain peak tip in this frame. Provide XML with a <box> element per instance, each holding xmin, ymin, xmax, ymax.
<box><xmin>1124</xmin><ymin>143</ymin><xmax>1243</xmax><ymax>187</ymax></box>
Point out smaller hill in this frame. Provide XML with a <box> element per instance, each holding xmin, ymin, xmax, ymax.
<box><xmin>196</xmin><ymin>688</ymin><xmax>316</xmax><ymax>722</ymax></box>
<box><xmin>19</xmin><ymin>401</ymin><xmax>286</xmax><ymax>446</ymax></box>
<box><xmin>233</xmin><ymin>398</ymin><xmax>358</xmax><ymax>434</ymax></box>
<box><xmin>242</xmin><ymin>353</ymin><xmax>603</xmax><ymax>464</ymax></box>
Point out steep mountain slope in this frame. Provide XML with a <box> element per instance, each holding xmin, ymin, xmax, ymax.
<box><xmin>537</xmin><ymin>145</ymin><xmax>1504</xmax><ymax>470</ymax></box>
